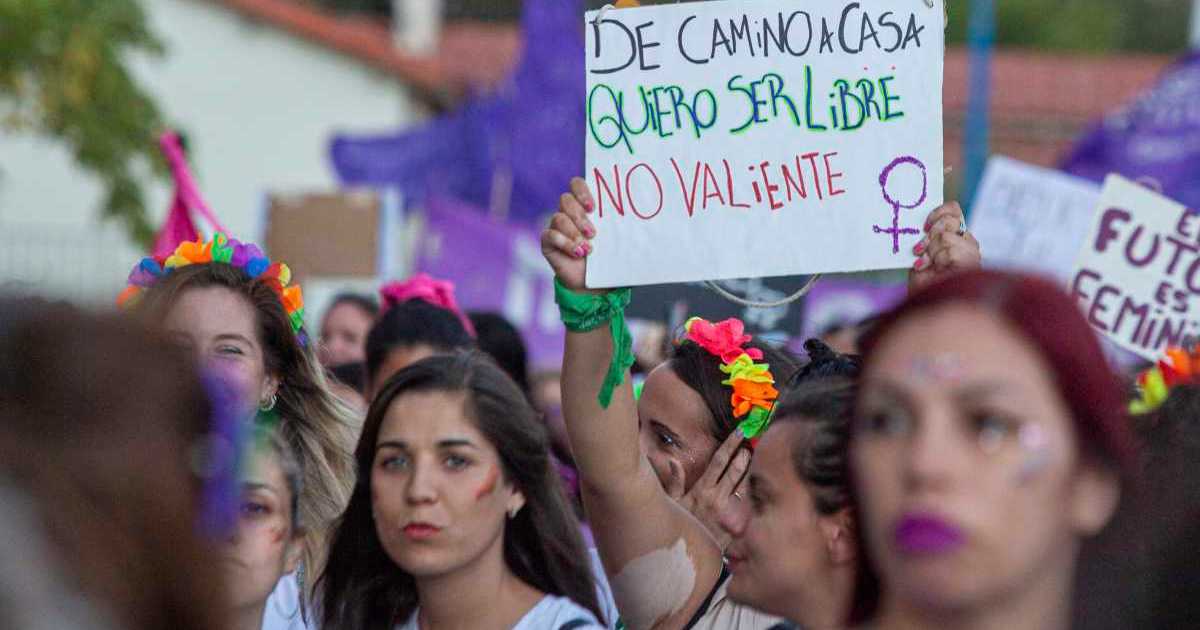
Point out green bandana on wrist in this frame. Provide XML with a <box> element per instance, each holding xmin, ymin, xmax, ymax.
<box><xmin>554</xmin><ymin>279</ymin><xmax>635</xmax><ymax>408</ymax></box>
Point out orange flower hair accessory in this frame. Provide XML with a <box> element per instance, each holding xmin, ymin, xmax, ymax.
<box><xmin>684</xmin><ymin>317</ymin><xmax>779</xmax><ymax>444</ymax></box>
<box><xmin>1131</xmin><ymin>344</ymin><xmax>1200</xmax><ymax>415</ymax></box>
<box><xmin>117</xmin><ymin>233</ymin><xmax>307</xmax><ymax>345</ymax></box>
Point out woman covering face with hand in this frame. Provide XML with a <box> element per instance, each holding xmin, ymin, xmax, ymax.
<box><xmin>847</xmin><ymin>269</ymin><xmax>1133</xmax><ymax>630</ymax></box>
<box><xmin>318</xmin><ymin>352</ymin><xmax>604</xmax><ymax>629</ymax></box>
<box><xmin>541</xmin><ymin>177</ymin><xmax>978</xmax><ymax>629</ymax></box>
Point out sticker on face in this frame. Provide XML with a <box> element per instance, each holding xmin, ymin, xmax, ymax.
<box><xmin>1015</xmin><ymin>424</ymin><xmax>1052</xmax><ymax>486</ymax></box>
<box><xmin>909</xmin><ymin>354</ymin><xmax>967</xmax><ymax>383</ymax></box>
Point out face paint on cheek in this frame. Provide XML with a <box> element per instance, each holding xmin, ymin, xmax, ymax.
<box><xmin>269</xmin><ymin>525</ymin><xmax>287</xmax><ymax>545</ymax></box>
<box><xmin>475</xmin><ymin>465</ymin><xmax>500</xmax><ymax>501</ymax></box>
<box><xmin>1015</xmin><ymin>424</ymin><xmax>1052</xmax><ymax>485</ymax></box>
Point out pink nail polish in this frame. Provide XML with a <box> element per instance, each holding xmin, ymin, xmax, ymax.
<box><xmin>574</xmin><ymin>245</ymin><xmax>585</xmax><ymax>258</ymax></box>
<box><xmin>914</xmin><ymin>241</ymin><xmax>926</xmax><ymax>255</ymax></box>
<box><xmin>914</xmin><ymin>258</ymin><xmax>926</xmax><ymax>271</ymax></box>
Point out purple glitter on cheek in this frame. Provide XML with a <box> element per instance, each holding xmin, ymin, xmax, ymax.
<box><xmin>1016</xmin><ymin>424</ymin><xmax>1052</xmax><ymax>485</ymax></box>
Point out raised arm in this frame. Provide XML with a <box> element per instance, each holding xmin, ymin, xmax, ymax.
<box><xmin>542</xmin><ymin>178</ymin><xmax>726</xmax><ymax>629</ymax></box>
<box><xmin>909</xmin><ymin>201</ymin><xmax>982</xmax><ymax>291</ymax></box>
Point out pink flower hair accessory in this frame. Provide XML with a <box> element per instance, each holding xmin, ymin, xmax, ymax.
<box><xmin>685</xmin><ymin>317</ymin><xmax>764</xmax><ymax>365</ymax></box>
<box><xmin>683</xmin><ymin>317</ymin><xmax>778</xmax><ymax>445</ymax></box>
<box><xmin>380</xmin><ymin>273</ymin><xmax>476</xmax><ymax>337</ymax></box>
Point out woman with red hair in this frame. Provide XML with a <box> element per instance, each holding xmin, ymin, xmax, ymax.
<box><xmin>848</xmin><ymin>269</ymin><xmax>1135</xmax><ymax>630</ymax></box>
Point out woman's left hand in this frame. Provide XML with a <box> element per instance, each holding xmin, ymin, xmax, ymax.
<box><xmin>909</xmin><ymin>201</ymin><xmax>981</xmax><ymax>292</ymax></box>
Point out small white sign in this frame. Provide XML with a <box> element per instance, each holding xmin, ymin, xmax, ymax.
<box><xmin>970</xmin><ymin>156</ymin><xmax>1101</xmax><ymax>282</ymax></box>
<box><xmin>1071</xmin><ymin>174</ymin><xmax>1200</xmax><ymax>361</ymax></box>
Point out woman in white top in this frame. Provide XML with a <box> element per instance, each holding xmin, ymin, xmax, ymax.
<box><xmin>317</xmin><ymin>352</ymin><xmax>604</xmax><ymax>629</ymax></box>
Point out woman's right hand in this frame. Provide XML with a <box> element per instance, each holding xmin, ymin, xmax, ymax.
<box><xmin>541</xmin><ymin>177</ymin><xmax>599</xmax><ymax>291</ymax></box>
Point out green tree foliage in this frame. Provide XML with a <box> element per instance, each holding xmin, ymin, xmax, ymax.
<box><xmin>945</xmin><ymin>0</ymin><xmax>1190</xmax><ymax>54</ymax></box>
<box><xmin>0</xmin><ymin>0</ymin><xmax>168</xmax><ymax>247</ymax></box>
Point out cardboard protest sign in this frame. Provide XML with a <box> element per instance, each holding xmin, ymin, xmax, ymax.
<box><xmin>1071</xmin><ymin>175</ymin><xmax>1200</xmax><ymax>361</ymax></box>
<box><xmin>970</xmin><ymin>156</ymin><xmax>1101</xmax><ymax>282</ymax></box>
<box><xmin>584</xmin><ymin>0</ymin><xmax>945</xmax><ymax>288</ymax></box>
<box><xmin>265</xmin><ymin>192</ymin><xmax>381</xmax><ymax>282</ymax></box>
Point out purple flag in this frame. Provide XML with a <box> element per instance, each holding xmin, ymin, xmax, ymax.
<box><xmin>798</xmin><ymin>278</ymin><xmax>906</xmax><ymax>341</ymax></box>
<box><xmin>415</xmin><ymin>196</ymin><xmax>564</xmax><ymax>367</ymax></box>
<box><xmin>330</xmin><ymin>0</ymin><xmax>584</xmax><ymax>224</ymax></box>
<box><xmin>1062</xmin><ymin>52</ymin><xmax>1200</xmax><ymax>209</ymax></box>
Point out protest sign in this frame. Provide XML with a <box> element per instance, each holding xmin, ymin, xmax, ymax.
<box><xmin>970</xmin><ymin>156</ymin><xmax>1101</xmax><ymax>282</ymax></box>
<box><xmin>584</xmin><ymin>0</ymin><xmax>945</xmax><ymax>288</ymax></box>
<box><xmin>1071</xmin><ymin>175</ymin><xmax>1200</xmax><ymax>361</ymax></box>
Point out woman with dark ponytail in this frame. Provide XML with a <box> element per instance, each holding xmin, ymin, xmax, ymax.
<box><xmin>318</xmin><ymin>352</ymin><xmax>604</xmax><ymax>629</ymax></box>
<box><xmin>717</xmin><ymin>339</ymin><xmax>864</xmax><ymax>629</ymax></box>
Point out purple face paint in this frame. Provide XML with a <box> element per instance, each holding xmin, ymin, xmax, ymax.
<box><xmin>1016</xmin><ymin>423</ymin><xmax>1051</xmax><ymax>485</ymax></box>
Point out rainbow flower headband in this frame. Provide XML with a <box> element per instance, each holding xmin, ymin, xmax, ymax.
<box><xmin>684</xmin><ymin>317</ymin><xmax>779</xmax><ymax>444</ymax></box>
<box><xmin>117</xmin><ymin>233</ymin><xmax>306</xmax><ymax>344</ymax></box>
<box><xmin>1130</xmin><ymin>345</ymin><xmax>1200</xmax><ymax>415</ymax></box>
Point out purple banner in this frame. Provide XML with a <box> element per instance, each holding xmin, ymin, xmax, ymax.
<box><xmin>798</xmin><ymin>279</ymin><xmax>906</xmax><ymax>343</ymax></box>
<box><xmin>415</xmin><ymin>196</ymin><xmax>564</xmax><ymax>368</ymax></box>
<box><xmin>330</xmin><ymin>0</ymin><xmax>584</xmax><ymax>224</ymax></box>
<box><xmin>1062</xmin><ymin>52</ymin><xmax>1200</xmax><ymax>210</ymax></box>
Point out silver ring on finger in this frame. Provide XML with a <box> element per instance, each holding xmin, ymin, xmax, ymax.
<box><xmin>957</xmin><ymin>218</ymin><xmax>968</xmax><ymax>237</ymax></box>
<box><xmin>732</xmin><ymin>491</ymin><xmax>743</xmax><ymax>501</ymax></box>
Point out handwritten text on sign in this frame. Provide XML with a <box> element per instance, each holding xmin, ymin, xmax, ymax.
<box><xmin>1071</xmin><ymin>175</ymin><xmax>1200</xmax><ymax>361</ymax></box>
<box><xmin>584</xmin><ymin>1</ymin><xmax>945</xmax><ymax>288</ymax></box>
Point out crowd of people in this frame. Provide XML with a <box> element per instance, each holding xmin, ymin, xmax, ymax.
<box><xmin>2</xmin><ymin>172</ymin><xmax>1199</xmax><ymax>630</ymax></box>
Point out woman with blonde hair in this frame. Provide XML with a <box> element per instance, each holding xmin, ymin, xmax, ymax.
<box><xmin>120</xmin><ymin>234</ymin><xmax>358</xmax><ymax>624</ymax></box>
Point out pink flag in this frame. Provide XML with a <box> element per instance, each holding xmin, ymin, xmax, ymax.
<box><xmin>152</xmin><ymin>131</ymin><xmax>228</xmax><ymax>257</ymax></box>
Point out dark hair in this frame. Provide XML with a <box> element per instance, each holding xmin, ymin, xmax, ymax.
<box><xmin>850</xmin><ymin>269</ymin><xmax>1136</xmax><ymax>623</ymax></box>
<box><xmin>329</xmin><ymin>361</ymin><xmax>368</xmax><ymax>394</ymax></box>
<box><xmin>787</xmin><ymin>338</ymin><xmax>862</xmax><ymax>388</ymax></box>
<box><xmin>0</xmin><ymin>297</ymin><xmax>225</xmax><ymax>630</ymax></box>
<box><xmin>364</xmin><ymin>300</ymin><xmax>474</xmax><ymax>387</ymax></box>
<box><xmin>468</xmin><ymin>311</ymin><xmax>530</xmax><ymax>397</ymax></box>
<box><xmin>771</xmin><ymin>343</ymin><xmax>861</xmax><ymax>515</ymax></box>
<box><xmin>325</xmin><ymin>292</ymin><xmax>379</xmax><ymax>322</ymax></box>
<box><xmin>317</xmin><ymin>352</ymin><xmax>603</xmax><ymax>629</ymax></box>
<box><xmin>667</xmin><ymin>335</ymin><xmax>800</xmax><ymax>443</ymax></box>
<box><xmin>133</xmin><ymin>262</ymin><xmax>358</xmax><ymax>576</ymax></box>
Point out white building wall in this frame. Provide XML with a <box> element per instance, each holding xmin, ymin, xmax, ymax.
<box><xmin>0</xmin><ymin>0</ymin><xmax>422</xmax><ymax>304</ymax></box>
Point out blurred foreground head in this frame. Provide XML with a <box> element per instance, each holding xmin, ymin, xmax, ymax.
<box><xmin>0</xmin><ymin>297</ymin><xmax>225</xmax><ymax>630</ymax></box>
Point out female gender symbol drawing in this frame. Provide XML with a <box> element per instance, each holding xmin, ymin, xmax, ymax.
<box><xmin>874</xmin><ymin>156</ymin><xmax>928</xmax><ymax>253</ymax></box>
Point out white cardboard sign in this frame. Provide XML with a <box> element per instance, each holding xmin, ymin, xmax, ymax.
<box><xmin>1071</xmin><ymin>175</ymin><xmax>1200</xmax><ymax>361</ymax></box>
<box><xmin>584</xmin><ymin>0</ymin><xmax>945</xmax><ymax>288</ymax></box>
<box><xmin>970</xmin><ymin>156</ymin><xmax>1102</xmax><ymax>282</ymax></box>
